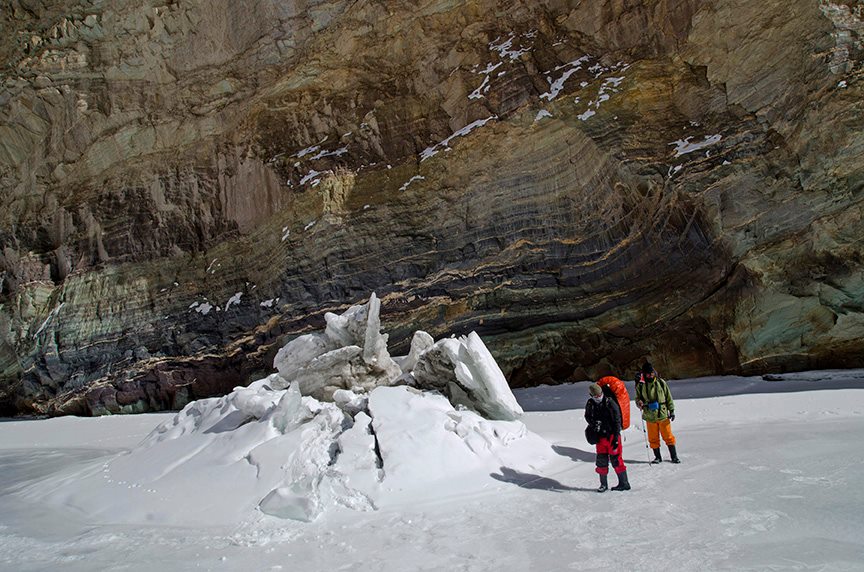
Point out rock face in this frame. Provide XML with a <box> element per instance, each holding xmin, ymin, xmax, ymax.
<box><xmin>1</xmin><ymin>1</ymin><xmax>863</xmax><ymax>415</ymax></box>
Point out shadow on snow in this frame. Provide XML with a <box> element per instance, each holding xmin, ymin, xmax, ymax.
<box><xmin>490</xmin><ymin>467</ymin><xmax>596</xmax><ymax>492</ymax></box>
<box><xmin>552</xmin><ymin>444</ymin><xmax>651</xmax><ymax>465</ymax></box>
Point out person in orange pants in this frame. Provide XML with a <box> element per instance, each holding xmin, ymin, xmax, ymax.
<box><xmin>635</xmin><ymin>361</ymin><xmax>680</xmax><ymax>464</ymax></box>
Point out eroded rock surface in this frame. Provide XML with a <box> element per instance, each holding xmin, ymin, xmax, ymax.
<box><xmin>1</xmin><ymin>1</ymin><xmax>863</xmax><ymax>415</ymax></box>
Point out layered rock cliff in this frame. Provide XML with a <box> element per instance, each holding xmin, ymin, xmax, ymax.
<box><xmin>1</xmin><ymin>0</ymin><xmax>862</xmax><ymax>415</ymax></box>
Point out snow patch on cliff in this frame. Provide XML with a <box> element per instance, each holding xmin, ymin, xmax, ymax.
<box><xmin>670</xmin><ymin>134</ymin><xmax>722</xmax><ymax>157</ymax></box>
<box><xmin>534</xmin><ymin>109</ymin><xmax>553</xmax><ymax>122</ymax></box>
<box><xmin>489</xmin><ymin>33</ymin><xmax>532</xmax><ymax>61</ymax></box>
<box><xmin>399</xmin><ymin>175</ymin><xmax>425</xmax><ymax>191</ymax></box>
<box><xmin>310</xmin><ymin>146</ymin><xmax>348</xmax><ymax>160</ymax></box>
<box><xmin>188</xmin><ymin>300</ymin><xmax>213</xmax><ymax>315</ymax></box>
<box><xmin>32</xmin><ymin>303</ymin><xmax>64</xmax><ymax>339</ymax></box>
<box><xmin>224</xmin><ymin>292</ymin><xmax>243</xmax><ymax>312</ymax></box>
<box><xmin>540</xmin><ymin>56</ymin><xmax>590</xmax><ymax>101</ymax></box>
<box><xmin>420</xmin><ymin>116</ymin><xmax>497</xmax><ymax>161</ymax></box>
<box><xmin>468</xmin><ymin>31</ymin><xmax>537</xmax><ymax>100</ymax></box>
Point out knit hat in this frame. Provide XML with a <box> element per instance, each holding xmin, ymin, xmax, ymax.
<box><xmin>641</xmin><ymin>361</ymin><xmax>654</xmax><ymax>375</ymax></box>
<box><xmin>588</xmin><ymin>383</ymin><xmax>602</xmax><ymax>397</ymax></box>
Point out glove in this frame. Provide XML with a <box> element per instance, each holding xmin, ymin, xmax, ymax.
<box><xmin>635</xmin><ymin>399</ymin><xmax>644</xmax><ymax>410</ymax></box>
<box><xmin>669</xmin><ymin>413</ymin><xmax>675</xmax><ymax>422</ymax></box>
<box><xmin>611</xmin><ymin>434</ymin><xmax>620</xmax><ymax>449</ymax></box>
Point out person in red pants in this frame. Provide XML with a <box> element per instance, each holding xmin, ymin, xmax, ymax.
<box><xmin>585</xmin><ymin>383</ymin><xmax>630</xmax><ymax>492</ymax></box>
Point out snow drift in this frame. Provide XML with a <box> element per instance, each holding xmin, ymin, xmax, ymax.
<box><xmin>24</xmin><ymin>294</ymin><xmax>552</xmax><ymax>525</ymax></box>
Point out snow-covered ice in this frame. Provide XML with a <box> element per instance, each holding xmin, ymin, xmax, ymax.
<box><xmin>2</xmin><ymin>370</ymin><xmax>862</xmax><ymax>570</ymax></box>
<box><xmin>1</xmin><ymin>369</ymin><xmax>863</xmax><ymax>570</ymax></box>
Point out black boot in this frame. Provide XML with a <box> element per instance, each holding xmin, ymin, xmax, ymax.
<box><xmin>611</xmin><ymin>470</ymin><xmax>631</xmax><ymax>491</ymax></box>
<box><xmin>651</xmin><ymin>447</ymin><xmax>662</xmax><ymax>464</ymax></box>
<box><xmin>597</xmin><ymin>473</ymin><xmax>608</xmax><ymax>493</ymax></box>
<box><xmin>668</xmin><ymin>445</ymin><xmax>680</xmax><ymax>464</ymax></box>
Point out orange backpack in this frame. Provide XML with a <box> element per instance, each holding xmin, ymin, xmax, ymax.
<box><xmin>597</xmin><ymin>376</ymin><xmax>631</xmax><ymax>430</ymax></box>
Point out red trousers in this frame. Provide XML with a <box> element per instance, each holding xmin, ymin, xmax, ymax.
<box><xmin>595</xmin><ymin>435</ymin><xmax>626</xmax><ymax>475</ymax></box>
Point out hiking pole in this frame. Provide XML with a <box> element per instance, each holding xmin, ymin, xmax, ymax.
<box><xmin>640</xmin><ymin>415</ymin><xmax>652</xmax><ymax>465</ymax></box>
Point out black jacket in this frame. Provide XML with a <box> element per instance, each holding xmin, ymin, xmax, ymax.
<box><xmin>585</xmin><ymin>396</ymin><xmax>622</xmax><ymax>437</ymax></box>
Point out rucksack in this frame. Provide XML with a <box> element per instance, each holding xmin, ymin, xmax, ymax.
<box><xmin>597</xmin><ymin>376</ymin><xmax>631</xmax><ymax>430</ymax></box>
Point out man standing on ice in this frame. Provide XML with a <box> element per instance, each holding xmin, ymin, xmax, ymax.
<box><xmin>635</xmin><ymin>361</ymin><xmax>680</xmax><ymax>464</ymax></box>
<box><xmin>585</xmin><ymin>383</ymin><xmax>630</xmax><ymax>492</ymax></box>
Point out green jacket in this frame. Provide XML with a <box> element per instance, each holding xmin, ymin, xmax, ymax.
<box><xmin>636</xmin><ymin>376</ymin><xmax>674</xmax><ymax>422</ymax></box>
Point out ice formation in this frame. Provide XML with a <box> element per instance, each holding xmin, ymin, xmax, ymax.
<box><xmin>27</xmin><ymin>294</ymin><xmax>550</xmax><ymax>524</ymax></box>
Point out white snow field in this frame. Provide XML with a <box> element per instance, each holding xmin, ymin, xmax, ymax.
<box><xmin>1</xmin><ymin>369</ymin><xmax>863</xmax><ymax>571</ymax></box>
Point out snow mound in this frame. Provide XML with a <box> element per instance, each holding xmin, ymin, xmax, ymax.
<box><xmin>369</xmin><ymin>386</ymin><xmax>544</xmax><ymax>500</ymax></box>
<box><xmin>24</xmin><ymin>295</ymin><xmax>551</xmax><ymax>525</ymax></box>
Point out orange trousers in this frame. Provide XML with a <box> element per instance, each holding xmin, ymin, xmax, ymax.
<box><xmin>646</xmin><ymin>419</ymin><xmax>676</xmax><ymax>449</ymax></box>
